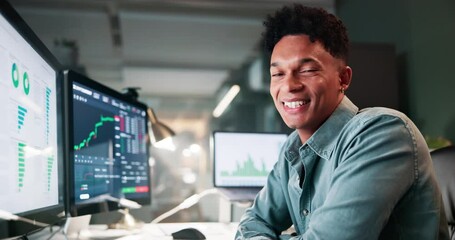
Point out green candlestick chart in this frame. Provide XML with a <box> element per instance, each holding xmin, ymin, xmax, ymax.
<box><xmin>74</xmin><ymin>115</ymin><xmax>115</xmax><ymax>150</ymax></box>
<box><xmin>221</xmin><ymin>155</ymin><xmax>268</xmax><ymax>177</ymax></box>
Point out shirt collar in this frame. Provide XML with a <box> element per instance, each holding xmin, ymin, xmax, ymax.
<box><xmin>307</xmin><ymin>96</ymin><xmax>358</xmax><ymax>160</ymax></box>
<box><xmin>284</xmin><ymin>97</ymin><xmax>358</xmax><ymax>162</ymax></box>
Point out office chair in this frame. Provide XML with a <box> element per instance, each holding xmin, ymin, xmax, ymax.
<box><xmin>431</xmin><ymin>145</ymin><xmax>455</xmax><ymax>239</ymax></box>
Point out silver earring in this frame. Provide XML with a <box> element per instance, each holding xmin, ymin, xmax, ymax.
<box><xmin>340</xmin><ymin>87</ymin><xmax>345</xmax><ymax>93</ymax></box>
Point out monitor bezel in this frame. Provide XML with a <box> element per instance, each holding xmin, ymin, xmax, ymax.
<box><xmin>64</xmin><ymin>69</ymin><xmax>151</xmax><ymax>217</ymax></box>
<box><xmin>0</xmin><ymin>0</ymin><xmax>65</xmax><ymax>238</ymax></box>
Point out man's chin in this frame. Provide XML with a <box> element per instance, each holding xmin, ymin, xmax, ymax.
<box><xmin>283</xmin><ymin>121</ymin><xmax>298</xmax><ymax>129</ymax></box>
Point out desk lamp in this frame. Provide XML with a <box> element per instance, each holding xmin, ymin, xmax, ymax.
<box><xmin>147</xmin><ymin>107</ymin><xmax>175</xmax><ymax>148</ymax></box>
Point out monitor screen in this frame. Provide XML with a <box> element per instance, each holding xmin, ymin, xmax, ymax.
<box><xmin>0</xmin><ymin>0</ymin><xmax>64</xmax><ymax>238</ymax></box>
<box><xmin>212</xmin><ymin>131</ymin><xmax>287</xmax><ymax>187</ymax></box>
<box><xmin>65</xmin><ymin>70</ymin><xmax>151</xmax><ymax>217</ymax></box>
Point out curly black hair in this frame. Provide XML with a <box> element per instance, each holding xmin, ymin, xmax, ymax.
<box><xmin>263</xmin><ymin>4</ymin><xmax>349</xmax><ymax>63</ymax></box>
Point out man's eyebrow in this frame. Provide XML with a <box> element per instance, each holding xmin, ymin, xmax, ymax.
<box><xmin>270</xmin><ymin>58</ymin><xmax>316</xmax><ymax>67</ymax></box>
<box><xmin>270</xmin><ymin>62</ymin><xmax>280</xmax><ymax>67</ymax></box>
<box><xmin>300</xmin><ymin>58</ymin><xmax>317</xmax><ymax>64</ymax></box>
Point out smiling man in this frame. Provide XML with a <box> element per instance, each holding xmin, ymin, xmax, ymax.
<box><xmin>235</xmin><ymin>4</ymin><xmax>449</xmax><ymax>240</ymax></box>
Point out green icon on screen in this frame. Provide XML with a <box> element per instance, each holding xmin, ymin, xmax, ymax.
<box><xmin>12</xmin><ymin>63</ymin><xmax>19</xmax><ymax>88</ymax></box>
<box><xmin>23</xmin><ymin>72</ymin><xmax>30</xmax><ymax>95</ymax></box>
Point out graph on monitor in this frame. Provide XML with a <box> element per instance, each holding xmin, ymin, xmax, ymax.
<box><xmin>0</xmin><ymin>15</ymin><xmax>59</xmax><ymax>214</ymax></box>
<box><xmin>213</xmin><ymin>131</ymin><xmax>287</xmax><ymax>187</ymax></box>
<box><xmin>0</xmin><ymin>1</ymin><xmax>64</xmax><ymax>238</ymax></box>
<box><xmin>220</xmin><ymin>155</ymin><xmax>269</xmax><ymax>177</ymax></box>
<box><xmin>66</xmin><ymin>70</ymin><xmax>150</xmax><ymax>217</ymax></box>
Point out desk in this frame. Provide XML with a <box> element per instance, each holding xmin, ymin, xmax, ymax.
<box><xmin>29</xmin><ymin>222</ymin><xmax>238</xmax><ymax>240</ymax></box>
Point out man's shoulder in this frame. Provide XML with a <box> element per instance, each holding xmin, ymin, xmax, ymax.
<box><xmin>339</xmin><ymin>106</ymin><xmax>417</xmax><ymax>140</ymax></box>
<box><xmin>354</xmin><ymin>107</ymin><xmax>410</xmax><ymax>124</ymax></box>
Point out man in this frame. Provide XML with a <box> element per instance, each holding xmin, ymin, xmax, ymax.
<box><xmin>236</xmin><ymin>4</ymin><xmax>449</xmax><ymax>240</ymax></box>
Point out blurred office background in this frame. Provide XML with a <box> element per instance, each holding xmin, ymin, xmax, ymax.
<box><xmin>9</xmin><ymin>0</ymin><xmax>455</xmax><ymax>223</ymax></box>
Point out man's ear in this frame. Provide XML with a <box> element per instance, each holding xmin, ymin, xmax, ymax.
<box><xmin>339</xmin><ymin>66</ymin><xmax>352</xmax><ymax>91</ymax></box>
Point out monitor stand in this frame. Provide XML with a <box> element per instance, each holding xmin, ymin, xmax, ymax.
<box><xmin>108</xmin><ymin>208</ymin><xmax>143</xmax><ymax>230</ymax></box>
<box><xmin>63</xmin><ymin>215</ymin><xmax>92</xmax><ymax>238</ymax></box>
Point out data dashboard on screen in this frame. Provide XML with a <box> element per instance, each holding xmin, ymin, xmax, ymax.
<box><xmin>0</xmin><ymin>3</ymin><xmax>61</xmax><ymax>215</ymax></box>
<box><xmin>66</xmin><ymin>70</ymin><xmax>150</xmax><ymax>217</ymax></box>
<box><xmin>0</xmin><ymin>1</ymin><xmax>64</xmax><ymax>238</ymax></box>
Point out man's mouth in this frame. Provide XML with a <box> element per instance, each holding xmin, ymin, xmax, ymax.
<box><xmin>283</xmin><ymin>100</ymin><xmax>310</xmax><ymax>109</ymax></box>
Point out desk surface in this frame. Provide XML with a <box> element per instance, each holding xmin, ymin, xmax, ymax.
<box><xmin>30</xmin><ymin>222</ymin><xmax>238</xmax><ymax>240</ymax></box>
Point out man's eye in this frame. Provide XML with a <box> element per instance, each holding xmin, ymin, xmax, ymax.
<box><xmin>300</xmin><ymin>69</ymin><xmax>319</xmax><ymax>76</ymax></box>
<box><xmin>300</xmin><ymin>69</ymin><xmax>317</xmax><ymax>73</ymax></box>
<box><xmin>271</xmin><ymin>73</ymin><xmax>284</xmax><ymax>77</ymax></box>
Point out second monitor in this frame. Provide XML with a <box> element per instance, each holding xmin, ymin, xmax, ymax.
<box><xmin>64</xmin><ymin>70</ymin><xmax>151</xmax><ymax>217</ymax></box>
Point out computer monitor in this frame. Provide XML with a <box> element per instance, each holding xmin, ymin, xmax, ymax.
<box><xmin>0</xmin><ymin>0</ymin><xmax>65</xmax><ymax>238</ymax></box>
<box><xmin>64</xmin><ymin>70</ymin><xmax>151</xmax><ymax>218</ymax></box>
<box><xmin>212</xmin><ymin>131</ymin><xmax>287</xmax><ymax>189</ymax></box>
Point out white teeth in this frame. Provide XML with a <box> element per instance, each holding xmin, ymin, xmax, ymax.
<box><xmin>283</xmin><ymin>100</ymin><xmax>307</xmax><ymax>108</ymax></box>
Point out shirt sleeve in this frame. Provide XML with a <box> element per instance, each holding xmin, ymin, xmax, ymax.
<box><xmin>235</xmin><ymin>158</ymin><xmax>294</xmax><ymax>239</ymax></box>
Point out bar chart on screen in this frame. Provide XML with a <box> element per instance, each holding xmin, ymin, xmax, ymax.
<box><xmin>0</xmin><ymin>40</ymin><xmax>59</xmax><ymax>214</ymax></box>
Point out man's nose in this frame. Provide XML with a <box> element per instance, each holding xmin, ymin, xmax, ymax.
<box><xmin>283</xmin><ymin>74</ymin><xmax>304</xmax><ymax>91</ymax></box>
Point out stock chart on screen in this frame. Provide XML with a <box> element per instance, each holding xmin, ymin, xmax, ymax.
<box><xmin>71</xmin><ymin>81</ymin><xmax>149</xmax><ymax>204</ymax></box>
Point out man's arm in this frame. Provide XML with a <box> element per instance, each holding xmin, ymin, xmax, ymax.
<box><xmin>236</xmin><ymin>159</ymin><xmax>294</xmax><ymax>239</ymax></box>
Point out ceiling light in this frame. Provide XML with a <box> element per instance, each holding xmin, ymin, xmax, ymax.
<box><xmin>212</xmin><ymin>84</ymin><xmax>240</xmax><ymax>118</ymax></box>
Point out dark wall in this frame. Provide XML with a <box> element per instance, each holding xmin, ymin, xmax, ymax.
<box><xmin>337</xmin><ymin>0</ymin><xmax>455</xmax><ymax>143</ymax></box>
<box><xmin>347</xmin><ymin>43</ymin><xmax>399</xmax><ymax>110</ymax></box>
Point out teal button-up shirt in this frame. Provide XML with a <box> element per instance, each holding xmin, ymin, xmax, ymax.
<box><xmin>236</xmin><ymin>97</ymin><xmax>449</xmax><ymax>240</ymax></box>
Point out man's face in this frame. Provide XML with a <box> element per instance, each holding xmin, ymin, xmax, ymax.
<box><xmin>270</xmin><ymin>35</ymin><xmax>349</xmax><ymax>140</ymax></box>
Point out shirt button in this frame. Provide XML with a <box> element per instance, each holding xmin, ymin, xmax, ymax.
<box><xmin>302</xmin><ymin>209</ymin><xmax>309</xmax><ymax>216</ymax></box>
